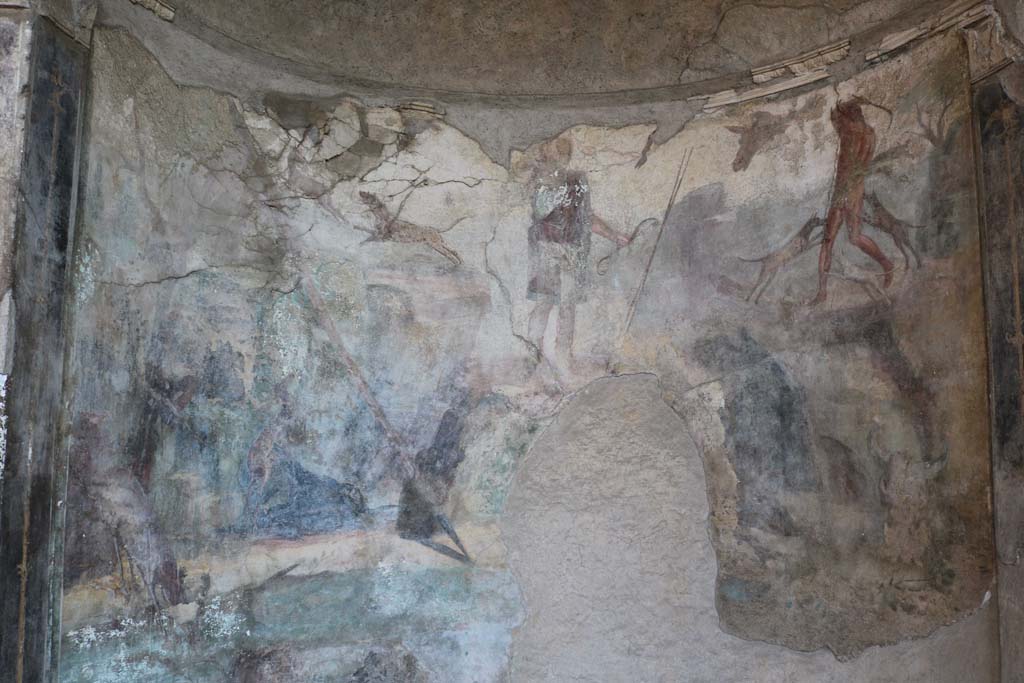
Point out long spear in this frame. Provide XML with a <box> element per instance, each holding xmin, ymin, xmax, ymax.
<box><xmin>621</xmin><ymin>147</ymin><xmax>693</xmax><ymax>336</ymax></box>
<box><xmin>297</xmin><ymin>267</ymin><xmax>406</xmax><ymax>451</ymax></box>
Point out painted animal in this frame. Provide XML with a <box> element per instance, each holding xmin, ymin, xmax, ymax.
<box><xmin>358</xmin><ymin>190</ymin><xmax>463</xmax><ymax>265</ymax></box>
<box><xmin>863</xmin><ymin>191</ymin><xmax>924</xmax><ymax>269</ymax></box>
<box><xmin>740</xmin><ymin>214</ymin><xmax>825</xmax><ymax>303</ymax></box>
<box><xmin>727</xmin><ymin>111</ymin><xmax>791</xmax><ymax>172</ymax></box>
<box><xmin>726</xmin><ymin>95</ymin><xmax>826</xmax><ymax>172</ymax></box>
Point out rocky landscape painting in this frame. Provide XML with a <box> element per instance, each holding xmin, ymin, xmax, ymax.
<box><xmin>56</xmin><ymin>26</ymin><xmax>994</xmax><ymax>681</ymax></box>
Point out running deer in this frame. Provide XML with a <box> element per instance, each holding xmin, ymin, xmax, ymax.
<box><xmin>359</xmin><ymin>191</ymin><xmax>464</xmax><ymax>265</ymax></box>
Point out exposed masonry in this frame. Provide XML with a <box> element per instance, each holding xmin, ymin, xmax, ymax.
<box><xmin>0</xmin><ymin>11</ymin><xmax>31</xmax><ymax>503</ymax></box>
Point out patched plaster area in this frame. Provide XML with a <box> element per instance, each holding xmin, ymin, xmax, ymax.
<box><xmin>502</xmin><ymin>374</ymin><xmax>997</xmax><ymax>682</ymax></box>
<box><xmin>48</xmin><ymin>14</ymin><xmax>1001</xmax><ymax>682</ymax></box>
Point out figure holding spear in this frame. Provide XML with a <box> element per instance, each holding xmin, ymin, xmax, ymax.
<box><xmin>621</xmin><ymin>147</ymin><xmax>694</xmax><ymax>337</ymax></box>
<box><xmin>523</xmin><ymin>138</ymin><xmax>658</xmax><ymax>371</ymax></box>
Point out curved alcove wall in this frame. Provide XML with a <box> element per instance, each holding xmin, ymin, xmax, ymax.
<box><xmin>8</xmin><ymin>1</ymin><xmax>1009</xmax><ymax>680</ymax></box>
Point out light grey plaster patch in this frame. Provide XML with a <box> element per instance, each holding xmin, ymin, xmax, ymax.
<box><xmin>501</xmin><ymin>373</ymin><xmax>998</xmax><ymax>681</ymax></box>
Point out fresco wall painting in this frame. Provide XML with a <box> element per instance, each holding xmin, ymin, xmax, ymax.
<box><xmin>38</xmin><ymin>26</ymin><xmax>1000</xmax><ymax>682</ymax></box>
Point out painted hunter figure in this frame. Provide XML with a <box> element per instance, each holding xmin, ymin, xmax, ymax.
<box><xmin>525</xmin><ymin>138</ymin><xmax>644</xmax><ymax>368</ymax></box>
<box><xmin>811</xmin><ymin>98</ymin><xmax>894</xmax><ymax>305</ymax></box>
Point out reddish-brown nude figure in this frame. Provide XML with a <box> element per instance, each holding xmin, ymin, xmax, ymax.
<box><xmin>811</xmin><ymin>99</ymin><xmax>894</xmax><ymax>305</ymax></box>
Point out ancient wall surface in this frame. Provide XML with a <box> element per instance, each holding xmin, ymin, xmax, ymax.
<box><xmin>975</xmin><ymin>59</ymin><xmax>1024</xmax><ymax>683</ymax></box>
<box><xmin>47</xmin><ymin>14</ymin><xmax>1002</xmax><ymax>680</ymax></box>
<box><xmin>0</xmin><ymin>14</ymin><xmax>87</xmax><ymax>682</ymax></box>
<box><xmin>161</xmin><ymin>0</ymin><xmax>942</xmax><ymax>94</ymax></box>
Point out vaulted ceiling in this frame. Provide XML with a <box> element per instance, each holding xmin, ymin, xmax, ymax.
<box><xmin>158</xmin><ymin>0</ymin><xmax>942</xmax><ymax>95</ymax></box>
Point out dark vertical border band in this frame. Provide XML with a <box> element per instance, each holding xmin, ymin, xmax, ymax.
<box><xmin>972</xmin><ymin>60</ymin><xmax>1024</xmax><ymax>683</ymax></box>
<box><xmin>0</xmin><ymin>16</ymin><xmax>86</xmax><ymax>683</ymax></box>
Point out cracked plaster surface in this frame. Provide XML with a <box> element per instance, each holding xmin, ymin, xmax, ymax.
<box><xmin>502</xmin><ymin>374</ymin><xmax>997</xmax><ymax>682</ymax></box>
<box><xmin>158</xmin><ymin>0</ymin><xmax>941</xmax><ymax>95</ymax></box>
<box><xmin>53</xmin><ymin>18</ymin><xmax>999</xmax><ymax>683</ymax></box>
<box><xmin>85</xmin><ymin>0</ymin><xmax>979</xmax><ymax>167</ymax></box>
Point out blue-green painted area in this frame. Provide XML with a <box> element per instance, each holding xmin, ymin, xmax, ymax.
<box><xmin>60</xmin><ymin>567</ymin><xmax>522</xmax><ymax>682</ymax></box>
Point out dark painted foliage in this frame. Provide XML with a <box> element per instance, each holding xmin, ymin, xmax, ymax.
<box><xmin>696</xmin><ymin>330</ymin><xmax>817</xmax><ymax>533</ymax></box>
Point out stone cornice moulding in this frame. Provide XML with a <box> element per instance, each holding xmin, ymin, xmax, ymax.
<box><xmin>128</xmin><ymin>0</ymin><xmax>173</xmax><ymax>22</ymax></box>
<box><xmin>700</xmin><ymin>70</ymin><xmax>832</xmax><ymax>111</ymax></box>
<box><xmin>866</xmin><ymin>0</ymin><xmax>989</xmax><ymax>61</ymax></box>
<box><xmin>751</xmin><ymin>40</ymin><xmax>852</xmax><ymax>84</ymax></box>
<box><xmin>94</xmin><ymin>0</ymin><xmax>999</xmax><ymax>108</ymax></box>
<box><xmin>965</xmin><ymin>13</ymin><xmax>1015</xmax><ymax>82</ymax></box>
<box><xmin>699</xmin><ymin>0</ymin><xmax>997</xmax><ymax>112</ymax></box>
